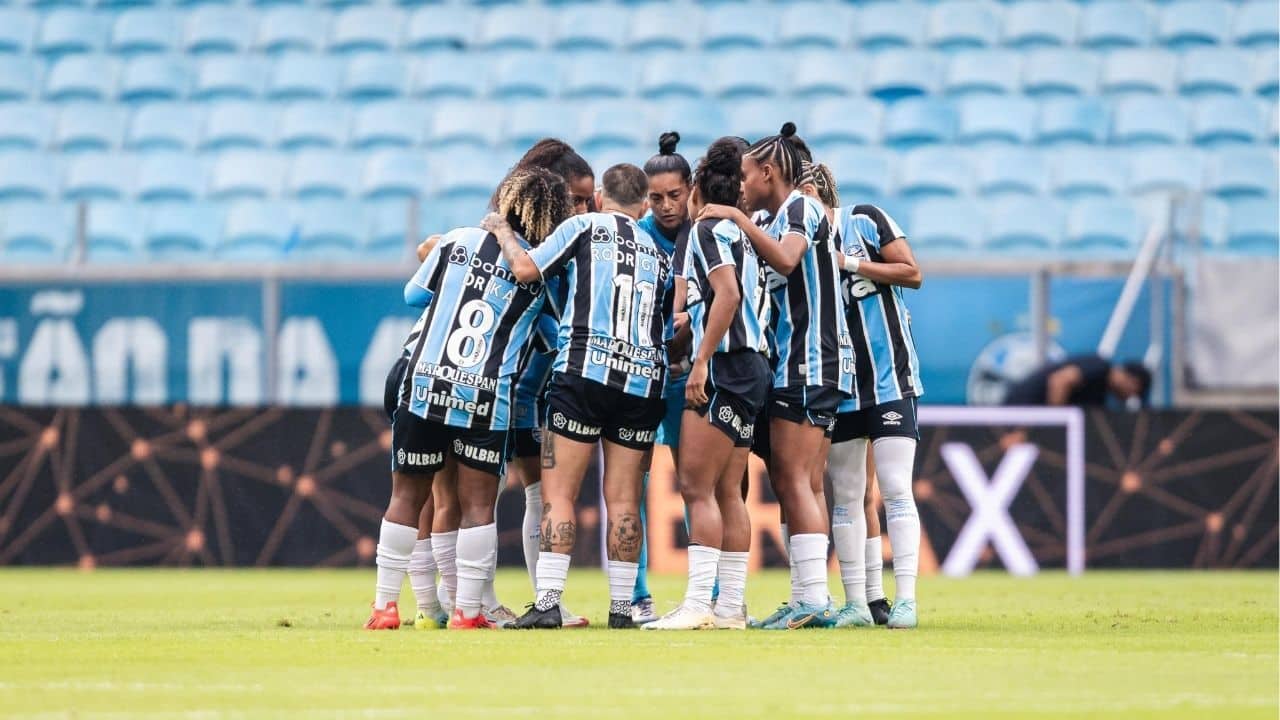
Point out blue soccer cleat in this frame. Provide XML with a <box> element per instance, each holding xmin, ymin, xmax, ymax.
<box><xmin>749</xmin><ymin>602</ymin><xmax>794</xmax><ymax>629</ymax></box>
<box><xmin>887</xmin><ymin>599</ymin><xmax>918</xmax><ymax>629</ymax></box>
<box><xmin>834</xmin><ymin>601</ymin><xmax>875</xmax><ymax>628</ymax></box>
<box><xmin>765</xmin><ymin>601</ymin><xmax>836</xmax><ymax>630</ymax></box>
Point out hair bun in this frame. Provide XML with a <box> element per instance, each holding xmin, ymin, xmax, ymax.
<box><xmin>658</xmin><ymin>131</ymin><xmax>681</xmax><ymax>155</ymax></box>
<box><xmin>779</xmin><ymin>122</ymin><xmax>797</xmax><ymax>138</ymax></box>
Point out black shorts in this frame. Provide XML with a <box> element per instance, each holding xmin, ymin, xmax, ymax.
<box><xmin>383</xmin><ymin>355</ymin><xmax>409</xmax><ymax>423</ymax></box>
<box><xmin>506</xmin><ymin>426</ymin><xmax>543</xmax><ymax>461</ymax></box>
<box><xmin>832</xmin><ymin>398</ymin><xmax>920</xmax><ymax>443</ymax></box>
<box><xmin>544</xmin><ymin>373</ymin><xmax>665</xmax><ymax>451</ymax></box>
<box><xmin>768</xmin><ymin>385</ymin><xmax>845</xmax><ymax>430</ymax></box>
<box><xmin>391</xmin><ymin>407</ymin><xmax>506</xmax><ymax>476</ymax></box>
<box><xmin>690</xmin><ymin>351</ymin><xmax>772</xmax><ymax>448</ymax></box>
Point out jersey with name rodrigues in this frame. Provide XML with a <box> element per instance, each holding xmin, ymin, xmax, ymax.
<box><xmin>685</xmin><ymin>217</ymin><xmax>771</xmax><ymax>357</ymax></box>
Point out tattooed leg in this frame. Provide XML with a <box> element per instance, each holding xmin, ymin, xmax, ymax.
<box><xmin>537</xmin><ymin>429</ymin><xmax>594</xmax><ymax>556</ymax></box>
<box><xmin>601</xmin><ymin>440</ymin><xmax>650</xmax><ymax>563</ymax></box>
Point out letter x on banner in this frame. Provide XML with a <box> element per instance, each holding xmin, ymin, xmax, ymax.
<box><xmin>921</xmin><ymin>406</ymin><xmax>1087</xmax><ymax>577</ymax></box>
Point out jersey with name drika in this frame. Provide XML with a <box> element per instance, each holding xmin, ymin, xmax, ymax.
<box><xmin>836</xmin><ymin>204</ymin><xmax>924</xmax><ymax>413</ymax></box>
<box><xmin>765</xmin><ymin>190</ymin><xmax>854</xmax><ymax>393</ymax></box>
<box><xmin>685</xmin><ymin>217</ymin><xmax>770</xmax><ymax>357</ymax></box>
<box><xmin>530</xmin><ymin>211</ymin><xmax>672</xmax><ymax>399</ymax></box>
<box><xmin>402</xmin><ymin>227</ymin><xmax>552</xmax><ymax>430</ymax></box>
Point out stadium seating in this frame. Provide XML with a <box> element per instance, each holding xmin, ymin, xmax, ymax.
<box><xmin>146</xmin><ymin>202</ymin><xmax>219</xmax><ymax>260</ymax></box>
<box><xmin>183</xmin><ymin>7</ymin><xmax>253</xmax><ymax>55</ymax></box>
<box><xmin>0</xmin><ymin>104</ymin><xmax>55</xmax><ymax>150</ymax></box>
<box><xmin>135</xmin><ymin>152</ymin><xmax>204</xmax><ymax>201</ymax></box>
<box><xmin>111</xmin><ymin>10</ymin><xmax>178</xmax><ymax>56</ymax></box>
<box><xmin>84</xmin><ymin>201</ymin><xmax>144</xmax><ymax>263</ymax></box>
<box><xmin>0</xmin><ymin>202</ymin><xmax>74</xmax><ymax>263</ymax></box>
<box><xmin>1002</xmin><ymin>2</ymin><xmax>1077</xmax><ymax>49</ymax></box>
<box><xmin>1225</xmin><ymin>197</ymin><xmax>1280</xmax><ymax>250</ymax></box>
<box><xmin>986</xmin><ymin>196</ymin><xmax>1065</xmax><ymax>251</ymax></box>
<box><xmin>55</xmin><ymin>103</ymin><xmax>127</xmax><ymax>152</ymax></box>
<box><xmin>127</xmin><ymin>102</ymin><xmax>200</xmax><ymax>150</ymax></box>
<box><xmin>0</xmin><ymin>11</ymin><xmax>38</xmax><ymax>55</ymax></box>
<box><xmin>193</xmin><ymin>56</ymin><xmax>267</xmax><ymax>101</ymax></box>
<box><xmin>1179</xmin><ymin>49</ymin><xmax>1252</xmax><ymax>96</ymax></box>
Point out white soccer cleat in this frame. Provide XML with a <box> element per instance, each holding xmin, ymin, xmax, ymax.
<box><xmin>642</xmin><ymin>603</ymin><xmax>716</xmax><ymax>630</ymax></box>
<box><xmin>712</xmin><ymin>606</ymin><xmax>748</xmax><ymax>630</ymax></box>
<box><xmin>560</xmin><ymin>606</ymin><xmax>590</xmax><ymax>628</ymax></box>
<box><xmin>632</xmin><ymin>596</ymin><xmax>659</xmax><ymax>625</ymax></box>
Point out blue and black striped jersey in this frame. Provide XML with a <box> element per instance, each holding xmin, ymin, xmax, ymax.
<box><xmin>685</xmin><ymin>217</ymin><xmax>770</xmax><ymax>357</ymax></box>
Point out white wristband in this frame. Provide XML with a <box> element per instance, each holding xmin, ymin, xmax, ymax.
<box><xmin>846</xmin><ymin>255</ymin><xmax>861</xmax><ymax>274</ymax></box>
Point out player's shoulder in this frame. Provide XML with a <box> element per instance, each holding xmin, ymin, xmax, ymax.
<box><xmin>850</xmin><ymin>203</ymin><xmax>906</xmax><ymax>241</ymax></box>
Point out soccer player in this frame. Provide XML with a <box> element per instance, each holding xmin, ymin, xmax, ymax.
<box><xmin>827</xmin><ymin>204</ymin><xmax>925</xmax><ymax>630</ymax></box>
<box><xmin>488</xmin><ymin>164</ymin><xmax>672</xmax><ymax>630</ymax></box>
<box><xmin>644</xmin><ymin>137</ymin><xmax>770</xmax><ymax>631</ymax></box>
<box><xmin>632</xmin><ymin>131</ymin><xmax>694</xmax><ymax>624</ymax></box>
<box><xmin>698</xmin><ymin>123</ymin><xmax>853</xmax><ymax>630</ymax></box>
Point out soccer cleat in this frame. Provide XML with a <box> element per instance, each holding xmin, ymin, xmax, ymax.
<box><xmin>483</xmin><ymin>605</ymin><xmax>518</xmax><ymax>629</ymax></box>
<box><xmin>447</xmin><ymin>608</ymin><xmax>495</xmax><ymax>630</ymax></box>
<box><xmin>869</xmin><ymin>598</ymin><xmax>892</xmax><ymax>626</ymax></box>
<box><xmin>632</xmin><ymin>596</ymin><xmax>659</xmax><ymax>625</ymax></box>
<box><xmin>643</xmin><ymin>603</ymin><xmax>715</xmax><ymax>630</ymax></box>
<box><xmin>412</xmin><ymin>608</ymin><xmax>447</xmax><ymax>630</ymax></box>
<box><xmin>712</xmin><ymin>605</ymin><xmax>748</xmax><ymax>630</ymax></box>
<box><xmin>609</xmin><ymin>611</ymin><xmax>636</xmax><ymax>629</ymax></box>
<box><xmin>749</xmin><ymin>602</ymin><xmax>794</xmax><ymax>629</ymax></box>
<box><xmin>363</xmin><ymin>602</ymin><xmax>401</xmax><ymax>630</ymax></box>
<box><xmin>887</xmin><ymin>599</ymin><xmax>917</xmax><ymax>629</ymax></box>
<box><xmin>766</xmin><ymin>600</ymin><xmax>836</xmax><ymax>630</ymax></box>
<box><xmin>513</xmin><ymin>603</ymin><xmax>563</xmax><ymax>630</ymax></box>
<box><xmin>834</xmin><ymin>601</ymin><xmax>875</xmax><ymax>628</ymax></box>
<box><xmin>561</xmin><ymin>606</ymin><xmax>590</xmax><ymax>628</ymax></box>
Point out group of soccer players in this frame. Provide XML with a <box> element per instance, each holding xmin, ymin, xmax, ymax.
<box><xmin>365</xmin><ymin>124</ymin><xmax>925</xmax><ymax>632</ymax></box>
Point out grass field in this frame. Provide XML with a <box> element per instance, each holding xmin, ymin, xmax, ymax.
<box><xmin>0</xmin><ymin>569</ymin><xmax>1275</xmax><ymax>719</ymax></box>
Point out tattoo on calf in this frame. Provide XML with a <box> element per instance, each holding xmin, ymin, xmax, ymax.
<box><xmin>554</xmin><ymin>521</ymin><xmax>577</xmax><ymax>549</ymax></box>
<box><xmin>607</xmin><ymin>512</ymin><xmax>643</xmax><ymax>560</ymax></box>
<box><xmin>539</xmin><ymin>502</ymin><xmax>553</xmax><ymax>552</ymax></box>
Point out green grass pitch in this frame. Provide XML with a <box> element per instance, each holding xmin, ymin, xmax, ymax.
<box><xmin>0</xmin><ymin>568</ymin><xmax>1275</xmax><ymax>719</ymax></box>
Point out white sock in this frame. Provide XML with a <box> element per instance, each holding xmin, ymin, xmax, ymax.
<box><xmin>865</xmin><ymin>535</ymin><xmax>885</xmax><ymax>603</ymax></box>
<box><xmin>781</xmin><ymin>521</ymin><xmax>799</xmax><ymax>606</ymax></box>
<box><xmin>482</xmin><ymin>561</ymin><xmax>500</xmax><ymax>611</ymax></box>
<box><xmin>454</xmin><ymin>524</ymin><xmax>497</xmax><ymax>618</ymax></box>
<box><xmin>790</xmin><ymin>533</ymin><xmax>829</xmax><ymax>606</ymax></box>
<box><xmin>875</xmin><ymin>436</ymin><xmax>920</xmax><ymax>602</ymax></box>
<box><xmin>535</xmin><ymin>551</ymin><xmax>570</xmax><ymax>610</ymax></box>
<box><xmin>829</xmin><ymin>438</ymin><xmax>869</xmax><ymax>606</ymax></box>
<box><xmin>374</xmin><ymin>518</ymin><xmax>417</xmax><ymax>609</ymax></box>
<box><xmin>683</xmin><ymin>545</ymin><xmax>720</xmax><ymax>611</ymax></box>
<box><xmin>522</xmin><ymin>483</ymin><xmax>542</xmax><ymax>592</ymax></box>
<box><xmin>430</xmin><ymin>530</ymin><xmax>458</xmax><ymax>611</ymax></box>
<box><xmin>714</xmin><ymin>551</ymin><xmax>749</xmax><ymax>617</ymax></box>
<box><xmin>408</xmin><ymin>538</ymin><xmax>441</xmax><ymax>614</ymax></box>
<box><xmin>608</xmin><ymin>560</ymin><xmax>639</xmax><ymax>615</ymax></box>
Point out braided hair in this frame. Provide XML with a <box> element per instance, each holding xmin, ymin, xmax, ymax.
<box><xmin>642</xmin><ymin>131</ymin><xmax>692</xmax><ymax>181</ymax></box>
<box><xmin>744</xmin><ymin>122</ymin><xmax>806</xmax><ymax>187</ymax></box>
<box><xmin>490</xmin><ymin>138</ymin><xmax>593</xmax><ymax>210</ymax></box>
<box><xmin>694</xmin><ymin>136</ymin><xmax>748</xmax><ymax>206</ymax></box>
<box><xmin>803</xmin><ymin>161</ymin><xmax>839</xmax><ymax>209</ymax></box>
<box><xmin>493</xmin><ymin>166</ymin><xmax>572</xmax><ymax>246</ymax></box>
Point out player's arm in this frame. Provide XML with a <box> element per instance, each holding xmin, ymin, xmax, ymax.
<box><xmin>698</xmin><ymin>204</ymin><xmax>807</xmax><ymax>275</ymax></box>
<box><xmin>685</xmin><ymin>264</ymin><xmax>739</xmax><ymax>407</ymax></box>
<box><xmin>482</xmin><ymin>214</ymin><xmax>541</xmax><ymax>283</ymax></box>
<box><xmin>403</xmin><ymin>236</ymin><xmax>449</xmax><ymax>307</ymax></box>
<box><xmin>1045</xmin><ymin>365</ymin><xmax>1085</xmax><ymax>406</ymax></box>
<box><xmin>837</xmin><ymin>238</ymin><xmax>923</xmax><ymax>289</ymax></box>
<box><xmin>416</xmin><ymin>234</ymin><xmax>442</xmax><ymax>263</ymax></box>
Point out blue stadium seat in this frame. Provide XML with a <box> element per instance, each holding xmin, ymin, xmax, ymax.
<box><xmin>0</xmin><ymin>10</ymin><xmax>38</xmax><ymax>54</ymax></box>
<box><xmin>429</xmin><ymin>149</ymin><xmax>499</xmax><ymax>199</ymax></box>
<box><xmin>65</xmin><ymin>153</ymin><xmax>132</xmax><ymax>200</ymax></box>
<box><xmin>1102</xmin><ymin>49</ymin><xmax>1177</xmax><ymax>95</ymax></box>
<box><xmin>55</xmin><ymin>104</ymin><xmax>127</xmax><ymax>152</ymax></box>
<box><xmin>37</xmin><ymin>10</ymin><xmax>108</xmax><ymax>55</ymax></box>
<box><xmin>985</xmin><ymin>197</ymin><xmax>1064</xmax><ymax>251</ymax></box>
<box><xmin>352</xmin><ymin>100</ymin><xmax>427</xmax><ymax>148</ymax></box>
<box><xmin>957</xmin><ymin>96</ymin><xmax>1036</xmax><ymax>144</ymax></box>
<box><xmin>1192</xmin><ymin>96</ymin><xmax>1264</xmax><ymax>146</ymax></box>
<box><xmin>640</xmin><ymin>53</ymin><xmax>707</xmax><ymax>98</ymax></box>
<box><xmin>855</xmin><ymin>3</ymin><xmax>926</xmax><ymax>50</ymax></box>
<box><xmin>1129</xmin><ymin>147</ymin><xmax>1203</xmax><ymax>195</ymax></box>
<box><xmin>648</xmin><ymin>99</ymin><xmax>726</xmax><ymax>149</ymax></box>
<box><xmin>1064</xmin><ymin>198</ymin><xmax>1140</xmax><ymax>252</ymax></box>
<box><xmin>578</xmin><ymin>101</ymin><xmax>648</xmax><ymax>151</ymax></box>
<box><xmin>343</xmin><ymin>53</ymin><xmax>407</xmax><ymax>100</ymax></box>
<box><xmin>709</xmin><ymin>51</ymin><xmax>787</xmax><ymax>98</ymax></box>
<box><xmin>1178</xmin><ymin>49</ymin><xmax>1250</xmax><ymax>96</ymax></box>
<box><xmin>183</xmin><ymin>7</ymin><xmax>253</xmax><ymax>54</ymax></box>
<box><xmin>256</xmin><ymin>9</ymin><xmax>327</xmax><ymax>54</ymax></box>
<box><xmin>1268</xmin><ymin>101</ymin><xmax>1278</xmax><ymax>144</ymax></box>
<box><xmin>564</xmin><ymin>54</ymin><xmax>635</xmax><ymax>98</ymax></box>
<box><xmin>491</xmin><ymin>52</ymin><xmax>559</xmax><ymax>99</ymax></box>
<box><xmin>868</xmin><ymin>50</ymin><xmax>940</xmax><ymax>100</ymax></box>
<box><xmin>1257</xmin><ymin>49</ymin><xmax>1278</xmax><ymax>98</ymax></box>
<box><xmin>827</xmin><ymin>147</ymin><xmax>893</xmax><ymax>200</ymax></box>
<box><xmin>1225</xmin><ymin>198</ymin><xmax>1280</xmax><ymax>251</ymax></box>
<box><xmin>110</xmin><ymin>9</ymin><xmax>177</xmax><ymax>54</ymax></box>
<box><xmin>364</xmin><ymin>198</ymin><xmax>413</xmax><ymax>256</ymax></box>
<box><xmin>927</xmin><ymin>1</ymin><xmax>998</xmax><ymax>50</ymax></box>
<box><xmin>1001</xmin><ymin>1</ymin><xmax>1076</xmax><ymax>49</ymax></box>
<box><xmin>703</xmin><ymin>5</ymin><xmax>776</xmax><ymax>51</ymax></box>
<box><xmin>1177</xmin><ymin>195</ymin><xmax>1227</xmax><ymax>247</ymax></box>
<box><xmin>1023</xmin><ymin>49</ymin><xmax>1099</xmax><ymax>96</ymax></box>
<box><xmin>883</xmin><ymin>96</ymin><xmax>956</xmax><ymax>148</ymax></box>
<box><xmin>145</xmin><ymin>202</ymin><xmax>219</xmax><ymax>260</ymax></box>
<box><xmin>119</xmin><ymin>55</ymin><xmax>188</xmax><ymax>102</ymax></box>
<box><xmin>945</xmin><ymin>50</ymin><xmax>1021</xmax><ymax>95</ymax></box>
<box><xmin>504</xmin><ymin>99</ymin><xmax>567</xmax><ymax>149</ymax></box>
<box><xmin>793</xmin><ymin>51</ymin><xmax>861</xmax><ymax>98</ymax></box>
<box><xmin>292</xmin><ymin>200</ymin><xmax>363</xmax><ymax>258</ymax></box>
<box><xmin>209</xmin><ymin>151</ymin><xmax>285</xmax><ymax>200</ymax></box>
<box><xmin>329</xmin><ymin>7</ymin><xmax>399</xmax><ymax>53</ymax></box>
<box><xmin>0</xmin><ymin>105</ymin><xmax>55</xmax><ymax>150</ymax></box>
<box><xmin>219</xmin><ymin>200</ymin><xmax>289</xmax><ymax>260</ymax></box>
<box><xmin>809</xmin><ymin>97</ymin><xmax>882</xmax><ymax>146</ymax></box>
<box><xmin>627</xmin><ymin>5</ymin><xmax>699</xmax><ymax>52</ymax></box>
<box><xmin>0</xmin><ymin>153</ymin><xmax>58</xmax><ymax>200</ymax></box>
<box><xmin>909</xmin><ymin>198</ymin><xmax>983</xmax><ymax>251</ymax></box>
<box><xmin>1112</xmin><ymin>96</ymin><xmax>1189</xmax><ymax>145</ymax></box>
<box><xmin>553</xmin><ymin>5</ymin><xmax>617</xmax><ymax>51</ymax></box>
<box><xmin>362</xmin><ymin>151</ymin><xmax>427</xmax><ymax>199</ymax></box>
<box><xmin>268</xmin><ymin>54</ymin><xmax>340</xmax><ymax>100</ymax></box>
<box><xmin>1205</xmin><ymin>148</ymin><xmax>1277</xmax><ymax>198</ymax></box>
<box><xmin>0</xmin><ymin>57</ymin><xmax>38</xmax><ymax>101</ymax></box>
<box><xmin>287</xmin><ymin>151</ymin><xmax>359</xmax><ymax>198</ymax></box>
<box><xmin>127</xmin><ymin>103</ymin><xmax>200</xmax><ymax>151</ymax></box>
<box><xmin>1158</xmin><ymin>1</ymin><xmax>1229</xmax><ymax>49</ymax></box>
<box><xmin>135</xmin><ymin>152</ymin><xmax>204</xmax><ymax>201</ymax></box>
<box><xmin>723</xmin><ymin>98</ymin><xmax>804</xmax><ymax>144</ymax></box>
<box><xmin>277</xmin><ymin>103</ymin><xmax>347</xmax><ymax>150</ymax></box>
<box><xmin>1080</xmin><ymin>2</ymin><xmax>1152</xmax><ymax>49</ymax></box>
<box><xmin>412</xmin><ymin>54</ymin><xmax>486</xmax><ymax>99</ymax></box>
<box><xmin>976</xmin><ymin>148</ymin><xmax>1048</xmax><ymax>196</ymax></box>
<box><xmin>1037</xmin><ymin>96</ymin><xmax>1108</xmax><ymax>145</ymax></box>
<box><xmin>1</xmin><ymin>203</ymin><xmax>73</xmax><ymax>263</ymax></box>
<box><xmin>429</xmin><ymin>101</ymin><xmax>502</xmax><ymax>148</ymax></box>
<box><xmin>403</xmin><ymin>6</ymin><xmax>478</xmax><ymax>52</ymax></box>
<box><xmin>46</xmin><ymin>54</ymin><xmax>117</xmax><ymax>101</ymax></box>
<box><xmin>588</xmin><ymin>144</ymin><xmax>646</xmax><ymax>181</ymax></box>
<box><xmin>898</xmin><ymin>147</ymin><xmax>970</xmax><ymax>198</ymax></box>
<box><xmin>1053</xmin><ymin>150</ymin><xmax>1127</xmax><ymax>197</ymax></box>
<box><xmin>477</xmin><ymin>6</ymin><xmax>545</xmax><ymax>51</ymax></box>
<box><xmin>85</xmin><ymin>202</ymin><xmax>144</xmax><ymax>263</ymax></box>
<box><xmin>202</xmin><ymin>102</ymin><xmax>274</xmax><ymax>150</ymax></box>
<box><xmin>779</xmin><ymin>3</ymin><xmax>850</xmax><ymax>50</ymax></box>
<box><xmin>1233</xmin><ymin>0</ymin><xmax>1280</xmax><ymax>48</ymax></box>
<box><xmin>192</xmin><ymin>55</ymin><xmax>266</xmax><ymax>100</ymax></box>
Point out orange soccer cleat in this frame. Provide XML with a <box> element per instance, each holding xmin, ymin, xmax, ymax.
<box><xmin>364</xmin><ymin>602</ymin><xmax>402</xmax><ymax>630</ymax></box>
<box><xmin>448</xmin><ymin>608</ymin><xmax>496</xmax><ymax>630</ymax></box>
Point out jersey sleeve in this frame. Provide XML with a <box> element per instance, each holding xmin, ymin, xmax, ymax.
<box><xmin>403</xmin><ymin>234</ymin><xmax>453</xmax><ymax>307</ymax></box>
<box><xmin>784</xmin><ymin>195</ymin><xmax>822</xmax><ymax>245</ymax></box>
<box><xmin>696</xmin><ymin>221</ymin><xmax>736</xmax><ymax>274</ymax></box>
<box><xmin>527</xmin><ymin>215</ymin><xmax>589</xmax><ymax>280</ymax></box>
<box><xmin>851</xmin><ymin>204</ymin><xmax>906</xmax><ymax>251</ymax></box>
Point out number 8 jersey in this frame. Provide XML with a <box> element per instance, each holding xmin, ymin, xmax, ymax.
<box><xmin>403</xmin><ymin>227</ymin><xmax>554</xmax><ymax>430</ymax></box>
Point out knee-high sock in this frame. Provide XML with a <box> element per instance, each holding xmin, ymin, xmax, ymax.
<box><xmin>375</xmin><ymin>519</ymin><xmax>417</xmax><ymax>609</ymax></box>
<box><xmin>780</xmin><ymin>522</ymin><xmax>799</xmax><ymax>605</ymax></box>
<box><xmin>407</xmin><ymin>537</ymin><xmax>440</xmax><ymax>613</ymax></box>
<box><xmin>829</xmin><ymin>438</ymin><xmax>869</xmax><ymax>606</ymax></box>
<box><xmin>455</xmin><ymin>524</ymin><xmax>497</xmax><ymax>618</ymax></box>
<box><xmin>865</xmin><ymin>535</ymin><xmax>885</xmax><ymax>603</ymax></box>
<box><xmin>633</xmin><ymin>472</ymin><xmax>651</xmax><ymax>602</ymax></box>
<box><xmin>874</xmin><ymin>436</ymin><xmax>919</xmax><ymax>601</ymax></box>
<box><xmin>522</xmin><ymin>482</ymin><xmax>541</xmax><ymax>593</ymax></box>
<box><xmin>790</xmin><ymin>533</ymin><xmax>829</xmax><ymax>606</ymax></box>
<box><xmin>430</xmin><ymin>531</ymin><xmax>458</xmax><ymax>611</ymax></box>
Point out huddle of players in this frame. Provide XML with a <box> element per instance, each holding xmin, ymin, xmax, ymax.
<box><xmin>366</xmin><ymin>123</ymin><xmax>925</xmax><ymax>631</ymax></box>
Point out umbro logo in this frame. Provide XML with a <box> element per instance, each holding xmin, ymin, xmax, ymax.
<box><xmin>882</xmin><ymin>411</ymin><xmax>903</xmax><ymax>426</ymax></box>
